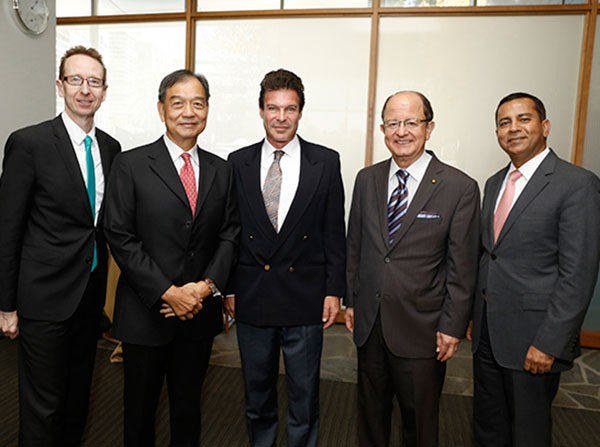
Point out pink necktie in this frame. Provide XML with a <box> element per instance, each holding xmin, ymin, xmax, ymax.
<box><xmin>180</xmin><ymin>153</ymin><xmax>197</xmax><ymax>216</ymax></box>
<box><xmin>493</xmin><ymin>169</ymin><xmax>522</xmax><ymax>243</ymax></box>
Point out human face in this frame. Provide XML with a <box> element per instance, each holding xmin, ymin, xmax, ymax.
<box><xmin>496</xmin><ymin>98</ymin><xmax>550</xmax><ymax>168</ymax></box>
<box><xmin>158</xmin><ymin>77</ymin><xmax>209</xmax><ymax>151</ymax></box>
<box><xmin>380</xmin><ymin>92</ymin><xmax>435</xmax><ymax>169</ymax></box>
<box><xmin>56</xmin><ymin>54</ymin><xmax>107</xmax><ymax>132</ymax></box>
<box><xmin>260</xmin><ymin>89</ymin><xmax>302</xmax><ymax>149</ymax></box>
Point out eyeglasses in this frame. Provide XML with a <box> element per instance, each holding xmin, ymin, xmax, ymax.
<box><xmin>62</xmin><ymin>75</ymin><xmax>105</xmax><ymax>88</ymax></box>
<box><xmin>383</xmin><ymin>119</ymin><xmax>429</xmax><ymax>131</ymax></box>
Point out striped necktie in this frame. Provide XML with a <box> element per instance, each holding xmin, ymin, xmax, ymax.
<box><xmin>388</xmin><ymin>169</ymin><xmax>409</xmax><ymax>245</ymax></box>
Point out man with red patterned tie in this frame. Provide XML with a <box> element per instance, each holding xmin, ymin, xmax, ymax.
<box><xmin>470</xmin><ymin>92</ymin><xmax>600</xmax><ymax>447</ymax></box>
<box><xmin>103</xmin><ymin>69</ymin><xmax>239</xmax><ymax>447</ymax></box>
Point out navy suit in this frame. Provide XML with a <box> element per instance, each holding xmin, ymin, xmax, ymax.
<box><xmin>0</xmin><ymin>116</ymin><xmax>120</xmax><ymax>446</ymax></box>
<box><xmin>228</xmin><ymin>136</ymin><xmax>346</xmax><ymax>446</ymax></box>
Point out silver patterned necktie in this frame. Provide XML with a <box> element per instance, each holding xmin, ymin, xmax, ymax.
<box><xmin>262</xmin><ymin>150</ymin><xmax>284</xmax><ymax>231</ymax></box>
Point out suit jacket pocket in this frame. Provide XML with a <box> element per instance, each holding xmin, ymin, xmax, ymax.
<box><xmin>21</xmin><ymin>245</ymin><xmax>64</xmax><ymax>266</ymax></box>
<box><xmin>416</xmin><ymin>295</ymin><xmax>445</xmax><ymax>312</ymax></box>
<box><xmin>521</xmin><ymin>293</ymin><xmax>550</xmax><ymax>311</ymax></box>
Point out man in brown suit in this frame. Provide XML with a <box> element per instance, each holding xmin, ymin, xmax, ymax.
<box><xmin>345</xmin><ymin>91</ymin><xmax>480</xmax><ymax>447</ymax></box>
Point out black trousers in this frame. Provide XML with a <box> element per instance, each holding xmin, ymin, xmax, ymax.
<box><xmin>473</xmin><ymin>307</ymin><xmax>560</xmax><ymax>447</ymax></box>
<box><xmin>357</xmin><ymin>314</ymin><xmax>446</xmax><ymax>447</ymax></box>
<box><xmin>18</xmin><ymin>270</ymin><xmax>104</xmax><ymax>447</ymax></box>
<box><xmin>122</xmin><ymin>336</ymin><xmax>214</xmax><ymax>447</ymax></box>
<box><xmin>237</xmin><ymin>322</ymin><xmax>323</xmax><ymax>447</ymax></box>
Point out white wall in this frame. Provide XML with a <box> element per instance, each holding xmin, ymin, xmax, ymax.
<box><xmin>0</xmin><ymin>0</ymin><xmax>56</xmax><ymax>162</ymax></box>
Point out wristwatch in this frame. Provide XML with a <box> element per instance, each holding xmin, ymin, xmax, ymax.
<box><xmin>203</xmin><ymin>278</ymin><xmax>219</xmax><ymax>296</ymax></box>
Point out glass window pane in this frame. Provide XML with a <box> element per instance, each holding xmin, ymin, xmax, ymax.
<box><xmin>56</xmin><ymin>22</ymin><xmax>186</xmax><ymax>150</ymax></box>
<box><xmin>57</xmin><ymin>0</ymin><xmax>184</xmax><ymax>16</ymax></box>
<box><xmin>197</xmin><ymin>0</ymin><xmax>280</xmax><ymax>11</ymax></box>
<box><xmin>381</xmin><ymin>0</ymin><xmax>584</xmax><ymax>5</ymax></box>
<box><xmin>285</xmin><ymin>0</ymin><xmax>371</xmax><ymax>8</ymax></box>
<box><xmin>96</xmin><ymin>0</ymin><xmax>184</xmax><ymax>15</ymax></box>
<box><xmin>375</xmin><ymin>15</ymin><xmax>584</xmax><ymax>189</ymax></box>
<box><xmin>194</xmin><ymin>17</ymin><xmax>371</xmax><ymax>214</ymax></box>
<box><xmin>57</xmin><ymin>0</ymin><xmax>91</xmax><ymax>17</ymax></box>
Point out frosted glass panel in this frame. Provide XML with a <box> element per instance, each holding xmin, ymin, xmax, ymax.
<box><xmin>285</xmin><ymin>0</ymin><xmax>371</xmax><ymax>7</ymax></box>
<box><xmin>57</xmin><ymin>0</ymin><xmax>184</xmax><ymax>16</ymax></box>
<box><xmin>375</xmin><ymin>15</ymin><xmax>584</xmax><ymax>190</ymax></box>
<box><xmin>197</xmin><ymin>0</ymin><xmax>280</xmax><ymax>11</ymax></box>
<box><xmin>56</xmin><ymin>23</ymin><xmax>186</xmax><ymax>151</ymax></box>
<box><xmin>195</xmin><ymin>18</ymin><xmax>371</xmax><ymax>214</ymax></box>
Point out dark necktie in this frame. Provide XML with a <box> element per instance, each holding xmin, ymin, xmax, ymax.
<box><xmin>387</xmin><ymin>169</ymin><xmax>409</xmax><ymax>245</ymax></box>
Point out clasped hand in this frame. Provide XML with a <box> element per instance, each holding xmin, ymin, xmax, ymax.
<box><xmin>160</xmin><ymin>282</ymin><xmax>210</xmax><ymax>320</ymax></box>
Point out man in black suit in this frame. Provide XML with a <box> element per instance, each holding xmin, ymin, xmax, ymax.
<box><xmin>226</xmin><ymin>69</ymin><xmax>346</xmax><ymax>447</ymax></box>
<box><xmin>0</xmin><ymin>46</ymin><xmax>121</xmax><ymax>446</ymax></box>
<box><xmin>103</xmin><ymin>69</ymin><xmax>239</xmax><ymax>447</ymax></box>
<box><xmin>345</xmin><ymin>91</ymin><xmax>480</xmax><ymax>447</ymax></box>
<box><xmin>469</xmin><ymin>92</ymin><xmax>600</xmax><ymax>446</ymax></box>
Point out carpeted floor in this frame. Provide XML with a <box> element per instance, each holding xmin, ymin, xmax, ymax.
<box><xmin>1</xmin><ymin>338</ymin><xmax>599</xmax><ymax>446</ymax></box>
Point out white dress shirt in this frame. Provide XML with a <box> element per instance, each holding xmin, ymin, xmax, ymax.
<box><xmin>387</xmin><ymin>150</ymin><xmax>432</xmax><ymax>208</ymax></box>
<box><xmin>260</xmin><ymin>136</ymin><xmax>301</xmax><ymax>232</ymax></box>
<box><xmin>163</xmin><ymin>134</ymin><xmax>201</xmax><ymax>187</ymax></box>
<box><xmin>61</xmin><ymin>112</ymin><xmax>104</xmax><ymax>225</ymax></box>
<box><xmin>494</xmin><ymin>148</ymin><xmax>550</xmax><ymax>213</ymax></box>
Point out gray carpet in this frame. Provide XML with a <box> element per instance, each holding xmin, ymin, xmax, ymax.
<box><xmin>1</xmin><ymin>337</ymin><xmax>599</xmax><ymax>446</ymax></box>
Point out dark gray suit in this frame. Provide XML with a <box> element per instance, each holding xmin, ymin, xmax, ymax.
<box><xmin>346</xmin><ymin>151</ymin><xmax>480</xmax><ymax>446</ymax></box>
<box><xmin>472</xmin><ymin>149</ymin><xmax>600</xmax><ymax>446</ymax></box>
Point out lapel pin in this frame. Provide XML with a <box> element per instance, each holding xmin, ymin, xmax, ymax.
<box><xmin>432</xmin><ymin>179</ymin><xmax>436</xmax><ymax>183</ymax></box>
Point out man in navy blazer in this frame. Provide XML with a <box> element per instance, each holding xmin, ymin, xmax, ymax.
<box><xmin>470</xmin><ymin>92</ymin><xmax>600</xmax><ymax>446</ymax></box>
<box><xmin>0</xmin><ymin>46</ymin><xmax>121</xmax><ymax>446</ymax></box>
<box><xmin>104</xmin><ymin>70</ymin><xmax>239</xmax><ymax>446</ymax></box>
<box><xmin>226</xmin><ymin>69</ymin><xmax>346</xmax><ymax>447</ymax></box>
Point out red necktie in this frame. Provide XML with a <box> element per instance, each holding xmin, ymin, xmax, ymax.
<box><xmin>493</xmin><ymin>169</ymin><xmax>522</xmax><ymax>243</ymax></box>
<box><xmin>180</xmin><ymin>152</ymin><xmax>197</xmax><ymax>216</ymax></box>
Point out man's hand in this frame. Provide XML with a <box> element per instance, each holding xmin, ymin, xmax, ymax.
<box><xmin>524</xmin><ymin>345</ymin><xmax>554</xmax><ymax>374</ymax></box>
<box><xmin>436</xmin><ymin>331</ymin><xmax>460</xmax><ymax>362</ymax></box>
<box><xmin>160</xmin><ymin>283</ymin><xmax>205</xmax><ymax>320</ymax></box>
<box><xmin>344</xmin><ymin>307</ymin><xmax>354</xmax><ymax>333</ymax></box>
<box><xmin>0</xmin><ymin>311</ymin><xmax>19</xmax><ymax>339</ymax></box>
<box><xmin>466</xmin><ymin>320</ymin><xmax>473</xmax><ymax>341</ymax></box>
<box><xmin>322</xmin><ymin>296</ymin><xmax>340</xmax><ymax>329</ymax></box>
<box><xmin>223</xmin><ymin>295</ymin><xmax>235</xmax><ymax>319</ymax></box>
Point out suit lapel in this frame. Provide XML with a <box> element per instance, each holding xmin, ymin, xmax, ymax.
<box><xmin>482</xmin><ymin>167</ymin><xmax>507</xmax><ymax>250</ymax></box>
<box><xmin>240</xmin><ymin>142</ymin><xmax>277</xmax><ymax>240</ymax></box>
<box><xmin>374</xmin><ymin>160</ymin><xmax>392</xmax><ymax>248</ymax></box>
<box><xmin>495</xmin><ymin>151</ymin><xmax>556</xmax><ymax>246</ymax></box>
<box><xmin>51</xmin><ymin>117</ymin><xmax>93</xmax><ymax>220</ymax></box>
<box><xmin>195</xmin><ymin>149</ymin><xmax>216</xmax><ymax>218</ymax></box>
<box><xmin>388</xmin><ymin>153</ymin><xmax>444</xmax><ymax>251</ymax></box>
<box><xmin>96</xmin><ymin>130</ymin><xmax>113</xmax><ymax>184</ymax></box>
<box><xmin>147</xmin><ymin>139</ymin><xmax>191</xmax><ymax>212</ymax></box>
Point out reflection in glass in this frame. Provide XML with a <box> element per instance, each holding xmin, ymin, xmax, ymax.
<box><xmin>56</xmin><ymin>23</ymin><xmax>186</xmax><ymax>151</ymax></box>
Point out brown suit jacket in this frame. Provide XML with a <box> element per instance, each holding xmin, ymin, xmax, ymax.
<box><xmin>346</xmin><ymin>151</ymin><xmax>480</xmax><ymax>358</ymax></box>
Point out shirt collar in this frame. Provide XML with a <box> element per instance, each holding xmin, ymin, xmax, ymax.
<box><xmin>508</xmin><ymin>147</ymin><xmax>550</xmax><ymax>181</ymax></box>
<box><xmin>163</xmin><ymin>134</ymin><xmax>199</xmax><ymax>165</ymax></box>
<box><xmin>61</xmin><ymin>111</ymin><xmax>96</xmax><ymax>146</ymax></box>
<box><xmin>261</xmin><ymin>135</ymin><xmax>300</xmax><ymax>161</ymax></box>
<box><xmin>388</xmin><ymin>150</ymin><xmax>432</xmax><ymax>183</ymax></box>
